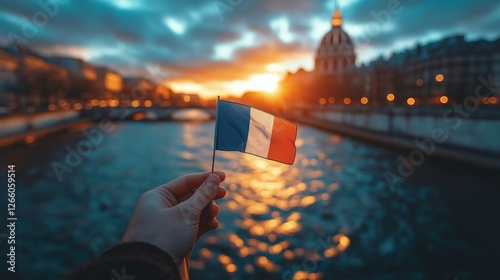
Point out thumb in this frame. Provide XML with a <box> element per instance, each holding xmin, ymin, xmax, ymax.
<box><xmin>179</xmin><ymin>174</ymin><xmax>220</xmax><ymax>221</ymax></box>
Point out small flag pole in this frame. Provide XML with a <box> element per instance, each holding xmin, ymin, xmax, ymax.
<box><xmin>211</xmin><ymin>96</ymin><xmax>220</xmax><ymax>173</ymax></box>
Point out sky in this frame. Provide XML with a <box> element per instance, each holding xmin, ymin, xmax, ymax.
<box><xmin>1</xmin><ymin>0</ymin><xmax>499</xmax><ymax>97</ymax></box>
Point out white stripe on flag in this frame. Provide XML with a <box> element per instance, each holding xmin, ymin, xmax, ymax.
<box><xmin>245</xmin><ymin>108</ymin><xmax>274</xmax><ymax>158</ymax></box>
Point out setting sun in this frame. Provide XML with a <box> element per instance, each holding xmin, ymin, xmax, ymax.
<box><xmin>168</xmin><ymin>73</ymin><xmax>281</xmax><ymax>98</ymax></box>
<box><xmin>221</xmin><ymin>74</ymin><xmax>280</xmax><ymax>96</ymax></box>
<box><xmin>248</xmin><ymin>74</ymin><xmax>280</xmax><ymax>94</ymax></box>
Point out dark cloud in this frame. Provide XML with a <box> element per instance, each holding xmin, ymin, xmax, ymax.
<box><xmin>345</xmin><ymin>0</ymin><xmax>500</xmax><ymax>49</ymax></box>
<box><xmin>0</xmin><ymin>0</ymin><xmax>498</xmax><ymax>94</ymax></box>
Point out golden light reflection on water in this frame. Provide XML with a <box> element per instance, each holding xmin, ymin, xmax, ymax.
<box><xmin>256</xmin><ymin>256</ymin><xmax>279</xmax><ymax>272</ymax></box>
<box><xmin>324</xmin><ymin>234</ymin><xmax>351</xmax><ymax>258</ymax></box>
<box><xmin>218</xmin><ymin>254</ymin><xmax>238</xmax><ymax>273</ymax></box>
<box><xmin>181</xmin><ymin>123</ymin><xmax>198</xmax><ymax>148</ymax></box>
<box><xmin>245</xmin><ymin>155</ymin><xmax>342</xmax><ymax>255</ymax></box>
<box><xmin>218</xmin><ymin>254</ymin><xmax>231</xmax><ymax>265</ymax></box>
<box><xmin>293</xmin><ymin>271</ymin><xmax>323</xmax><ymax>280</ymax></box>
<box><xmin>191</xmin><ymin>131</ymin><xmax>352</xmax><ymax>277</ymax></box>
<box><xmin>269</xmin><ymin>244</ymin><xmax>283</xmax><ymax>254</ymax></box>
<box><xmin>199</xmin><ymin>248</ymin><xmax>213</xmax><ymax>259</ymax></box>
<box><xmin>172</xmin><ymin>108</ymin><xmax>212</xmax><ymax>121</ymax></box>
<box><xmin>226</xmin><ymin>263</ymin><xmax>237</xmax><ymax>273</ymax></box>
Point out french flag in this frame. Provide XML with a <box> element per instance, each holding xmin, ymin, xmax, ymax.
<box><xmin>215</xmin><ymin>100</ymin><xmax>298</xmax><ymax>165</ymax></box>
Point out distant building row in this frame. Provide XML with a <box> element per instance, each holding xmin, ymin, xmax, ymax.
<box><xmin>0</xmin><ymin>46</ymin><xmax>196</xmax><ymax>111</ymax></box>
<box><xmin>279</xmin><ymin>5</ymin><xmax>500</xmax><ymax>107</ymax></box>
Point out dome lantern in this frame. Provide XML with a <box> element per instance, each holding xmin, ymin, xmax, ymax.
<box><xmin>331</xmin><ymin>3</ymin><xmax>343</xmax><ymax>27</ymax></box>
<box><xmin>315</xmin><ymin>2</ymin><xmax>356</xmax><ymax>75</ymax></box>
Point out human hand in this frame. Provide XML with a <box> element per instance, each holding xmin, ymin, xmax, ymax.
<box><xmin>122</xmin><ymin>171</ymin><xmax>226</xmax><ymax>276</ymax></box>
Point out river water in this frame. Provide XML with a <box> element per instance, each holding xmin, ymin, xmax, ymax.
<box><xmin>1</xmin><ymin>116</ymin><xmax>499</xmax><ymax>279</ymax></box>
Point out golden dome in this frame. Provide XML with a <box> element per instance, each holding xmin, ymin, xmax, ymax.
<box><xmin>331</xmin><ymin>4</ymin><xmax>343</xmax><ymax>27</ymax></box>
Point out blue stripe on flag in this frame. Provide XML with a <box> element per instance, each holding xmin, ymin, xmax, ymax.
<box><xmin>215</xmin><ymin>101</ymin><xmax>251</xmax><ymax>152</ymax></box>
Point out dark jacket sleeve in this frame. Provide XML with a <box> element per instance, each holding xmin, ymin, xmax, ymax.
<box><xmin>65</xmin><ymin>242</ymin><xmax>180</xmax><ymax>280</ymax></box>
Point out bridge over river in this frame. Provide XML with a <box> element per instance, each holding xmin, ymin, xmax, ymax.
<box><xmin>85</xmin><ymin>106</ymin><xmax>218</xmax><ymax>121</ymax></box>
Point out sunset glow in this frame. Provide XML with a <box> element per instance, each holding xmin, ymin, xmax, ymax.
<box><xmin>243</xmin><ymin>74</ymin><xmax>280</xmax><ymax>94</ymax></box>
<box><xmin>1</xmin><ymin>0</ymin><xmax>497</xmax><ymax>99</ymax></box>
<box><xmin>169</xmin><ymin>73</ymin><xmax>281</xmax><ymax>97</ymax></box>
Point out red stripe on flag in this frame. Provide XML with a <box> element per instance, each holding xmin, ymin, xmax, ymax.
<box><xmin>267</xmin><ymin>117</ymin><xmax>297</xmax><ymax>165</ymax></box>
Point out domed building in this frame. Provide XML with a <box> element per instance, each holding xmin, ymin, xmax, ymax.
<box><xmin>315</xmin><ymin>4</ymin><xmax>356</xmax><ymax>75</ymax></box>
<box><xmin>278</xmin><ymin>3</ymin><xmax>361</xmax><ymax>103</ymax></box>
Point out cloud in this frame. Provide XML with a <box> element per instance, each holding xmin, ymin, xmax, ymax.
<box><xmin>0</xmin><ymin>0</ymin><xmax>499</xmax><ymax>96</ymax></box>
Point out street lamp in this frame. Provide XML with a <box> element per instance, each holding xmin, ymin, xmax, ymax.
<box><xmin>386</xmin><ymin>93</ymin><xmax>395</xmax><ymax>102</ymax></box>
<box><xmin>407</xmin><ymin>97</ymin><xmax>416</xmax><ymax>106</ymax></box>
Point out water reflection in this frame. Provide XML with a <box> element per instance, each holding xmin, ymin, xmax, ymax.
<box><xmin>187</xmin><ymin>132</ymin><xmax>374</xmax><ymax>279</ymax></box>
<box><xmin>171</xmin><ymin>108</ymin><xmax>211</xmax><ymax>121</ymax></box>
<box><xmin>2</xmin><ymin>121</ymin><xmax>499</xmax><ymax>279</ymax></box>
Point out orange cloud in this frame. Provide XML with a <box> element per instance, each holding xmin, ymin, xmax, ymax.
<box><xmin>165</xmin><ymin>42</ymin><xmax>314</xmax><ymax>97</ymax></box>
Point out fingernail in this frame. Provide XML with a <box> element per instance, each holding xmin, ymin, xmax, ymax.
<box><xmin>204</xmin><ymin>174</ymin><xmax>219</xmax><ymax>197</ymax></box>
<box><xmin>215</xmin><ymin>171</ymin><xmax>226</xmax><ymax>177</ymax></box>
<box><xmin>206</xmin><ymin>174</ymin><xmax>219</xmax><ymax>186</ymax></box>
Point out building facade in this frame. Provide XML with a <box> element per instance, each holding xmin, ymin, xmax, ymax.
<box><xmin>96</xmin><ymin>66</ymin><xmax>123</xmax><ymax>101</ymax></box>
<box><xmin>280</xmin><ymin>4</ymin><xmax>360</xmax><ymax>104</ymax></box>
<box><xmin>0</xmin><ymin>48</ymin><xmax>19</xmax><ymax>108</ymax></box>
<box><xmin>46</xmin><ymin>57</ymin><xmax>99</xmax><ymax>101</ymax></box>
<box><xmin>363</xmin><ymin>35</ymin><xmax>500</xmax><ymax>106</ymax></box>
<box><xmin>279</xmin><ymin>6</ymin><xmax>500</xmax><ymax>107</ymax></box>
<box><xmin>315</xmin><ymin>5</ymin><xmax>356</xmax><ymax>76</ymax></box>
<box><xmin>0</xmin><ymin>46</ymin><xmax>70</xmax><ymax>109</ymax></box>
